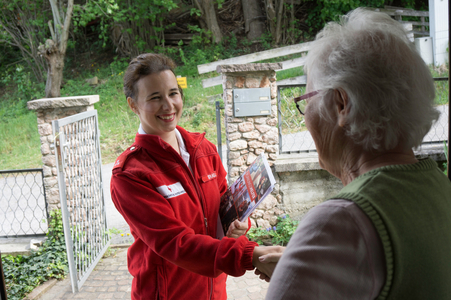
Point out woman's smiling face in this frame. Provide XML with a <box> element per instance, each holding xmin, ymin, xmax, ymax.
<box><xmin>129</xmin><ymin>70</ymin><xmax>183</xmax><ymax>138</ymax></box>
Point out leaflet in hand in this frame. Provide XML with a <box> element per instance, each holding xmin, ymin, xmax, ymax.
<box><xmin>218</xmin><ymin>153</ymin><xmax>276</xmax><ymax>236</ymax></box>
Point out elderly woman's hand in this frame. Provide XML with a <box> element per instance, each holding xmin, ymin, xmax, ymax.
<box><xmin>252</xmin><ymin>246</ymin><xmax>285</xmax><ymax>282</ymax></box>
<box><xmin>226</xmin><ymin>219</ymin><xmax>249</xmax><ymax>238</ymax></box>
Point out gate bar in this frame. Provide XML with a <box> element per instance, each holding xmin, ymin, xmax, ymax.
<box><xmin>53</xmin><ymin>130</ymin><xmax>78</xmax><ymax>293</ymax></box>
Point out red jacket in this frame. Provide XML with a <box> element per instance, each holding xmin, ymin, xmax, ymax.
<box><xmin>110</xmin><ymin>126</ymin><xmax>258</xmax><ymax>300</ymax></box>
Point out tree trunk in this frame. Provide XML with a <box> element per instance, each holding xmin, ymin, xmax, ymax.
<box><xmin>290</xmin><ymin>0</ymin><xmax>295</xmax><ymax>44</ymax></box>
<box><xmin>45</xmin><ymin>51</ymin><xmax>65</xmax><ymax>98</ymax></box>
<box><xmin>195</xmin><ymin>0</ymin><xmax>222</xmax><ymax>44</ymax></box>
<box><xmin>242</xmin><ymin>0</ymin><xmax>266</xmax><ymax>42</ymax></box>
<box><xmin>38</xmin><ymin>39</ymin><xmax>64</xmax><ymax>98</ymax></box>
<box><xmin>266</xmin><ymin>0</ymin><xmax>277</xmax><ymax>42</ymax></box>
<box><xmin>275</xmin><ymin>0</ymin><xmax>285</xmax><ymax>45</ymax></box>
<box><xmin>39</xmin><ymin>0</ymin><xmax>73</xmax><ymax>98</ymax></box>
<box><xmin>193</xmin><ymin>0</ymin><xmax>208</xmax><ymax>32</ymax></box>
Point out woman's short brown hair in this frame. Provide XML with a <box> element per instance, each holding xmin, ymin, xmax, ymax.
<box><xmin>123</xmin><ymin>53</ymin><xmax>182</xmax><ymax>101</ymax></box>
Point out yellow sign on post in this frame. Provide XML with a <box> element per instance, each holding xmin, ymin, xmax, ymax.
<box><xmin>177</xmin><ymin>77</ymin><xmax>188</xmax><ymax>89</ymax></box>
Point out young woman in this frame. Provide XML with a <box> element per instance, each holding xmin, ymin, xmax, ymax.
<box><xmin>110</xmin><ymin>53</ymin><xmax>281</xmax><ymax>300</ymax></box>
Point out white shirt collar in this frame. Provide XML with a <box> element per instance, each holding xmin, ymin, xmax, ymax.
<box><xmin>175</xmin><ymin>129</ymin><xmax>191</xmax><ymax>168</ymax></box>
<box><xmin>138</xmin><ymin>124</ymin><xmax>146</xmax><ymax>135</ymax></box>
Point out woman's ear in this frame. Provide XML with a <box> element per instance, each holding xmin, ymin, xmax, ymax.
<box><xmin>334</xmin><ymin>88</ymin><xmax>349</xmax><ymax>127</ymax></box>
<box><xmin>127</xmin><ymin>97</ymin><xmax>139</xmax><ymax>114</ymax></box>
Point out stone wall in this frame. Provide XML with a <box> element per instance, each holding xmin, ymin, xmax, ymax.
<box><xmin>274</xmin><ymin>153</ymin><xmax>343</xmax><ymax>220</ymax></box>
<box><xmin>27</xmin><ymin>95</ymin><xmax>99</xmax><ymax>212</ymax></box>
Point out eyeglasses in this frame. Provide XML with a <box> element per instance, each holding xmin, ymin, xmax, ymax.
<box><xmin>293</xmin><ymin>90</ymin><xmax>320</xmax><ymax>115</ymax></box>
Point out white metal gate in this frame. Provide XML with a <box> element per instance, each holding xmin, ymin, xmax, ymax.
<box><xmin>52</xmin><ymin>110</ymin><xmax>110</xmax><ymax>293</ymax></box>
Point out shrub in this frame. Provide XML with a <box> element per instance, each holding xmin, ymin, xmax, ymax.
<box><xmin>247</xmin><ymin>215</ymin><xmax>299</xmax><ymax>246</ymax></box>
<box><xmin>2</xmin><ymin>210</ymin><xmax>68</xmax><ymax>300</ymax></box>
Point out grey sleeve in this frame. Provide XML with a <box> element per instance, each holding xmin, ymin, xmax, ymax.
<box><xmin>265</xmin><ymin>200</ymin><xmax>385</xmax><ymax>300</ymax></box>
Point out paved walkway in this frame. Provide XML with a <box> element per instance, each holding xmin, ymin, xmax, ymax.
<box><xmin>35</xmin><ymin>246</ymin><xmax>269</xmax><ymax>300</ymax></box>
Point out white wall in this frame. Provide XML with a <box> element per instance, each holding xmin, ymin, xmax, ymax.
<box><xmin>429</xmin><ymin>0</ymin><xmax>449</xmax><ymax>65</ymax></box>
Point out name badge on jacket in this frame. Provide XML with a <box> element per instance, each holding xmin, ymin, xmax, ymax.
<box><xmin>156</xmin><ymin>182</ymin><xmax>186</xmax><ymax>199</ymax></box>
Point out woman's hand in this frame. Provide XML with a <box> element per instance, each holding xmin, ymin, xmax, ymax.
<box><xmin>252</xmin><ymin>246</ymin><xmax>285</xmax><ymax>282</ymax></box>
<box><xmin>226</xmin><ymin>219</ymin><xmax>249</xmax><ymax>238</ymax></box>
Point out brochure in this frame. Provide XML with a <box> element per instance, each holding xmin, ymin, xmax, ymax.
<box><xmin>218</xmin><ymin>153</ymin><xmax>276</xmax><ymax>237</ymax></box>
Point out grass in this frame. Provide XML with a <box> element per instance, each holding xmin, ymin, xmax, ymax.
<box><xmin>0</xmin><ymin>112</ymin><xmax>42</xmax><ymax>169</ymax></box>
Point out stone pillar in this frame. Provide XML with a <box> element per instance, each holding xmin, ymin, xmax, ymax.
<box><xmin>27</xmin><ymin>95</ymin><xmax>99</xmax><ymax>212</ymax></box>
<box><xmin>218</xmin><ymin>63</ymin><xmax>283</xmax><ymax>229</ymax></box>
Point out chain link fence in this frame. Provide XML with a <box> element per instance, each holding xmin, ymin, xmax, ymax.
<box><xmin>278</xmin><ymin>78</ymin><xmax>449</xmax><ymax>155</ymax></box>
<box><xmin>0</xmin><ymin>168</ymin><xmax>48</xmax><ymax>237</ymax></box>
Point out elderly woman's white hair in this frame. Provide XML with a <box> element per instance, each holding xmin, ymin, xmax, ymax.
<box><xmin>305</xmin><ymin>7</ymin><xmax>440</xmax><ymax>151</ymax></box>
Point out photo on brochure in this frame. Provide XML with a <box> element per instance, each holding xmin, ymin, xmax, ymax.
<box><xmin>219</xmin><ymin>153</ymin><xmax>276</xmax><ymax>236</ymax></box>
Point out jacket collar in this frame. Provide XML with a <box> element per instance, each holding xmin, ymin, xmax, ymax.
<box><xmin>133</xmin><ymin>126</ymin><xmax>205</xmax><ymax>155</ymax></box>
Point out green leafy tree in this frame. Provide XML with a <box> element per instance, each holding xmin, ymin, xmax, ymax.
<box><xmin>73</xmin><ymin>0</ymin><xmax>179</xmax><ymax>57</ymax></box>
<box><xmin>0</xmin><ymin>0</ymin><xmax>50</xmax><ymax>83</ymax></box>
<box><xmin>0</xmin><ymin>0</ymin><xmax>75</xmax><ymax>98</ymax></box>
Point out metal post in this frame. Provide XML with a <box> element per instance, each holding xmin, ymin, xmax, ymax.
<box><xmin>216</xmin><ymin>100</ymin><xmax>223</xmax><ymax>162</ymax></box>
<box><xmin>40</xmin><ymin>168</ymin><xmax>50</xmax><ymax>221</ymax></box>
<box><xmin>277</xmin><ymin>87</ymin><xmax>283</xmax><ymax>154</ymax></box>
<box><xmin>0</xmin><ymin>252</ymin><xmax>7</xmax><ymax>300</ymax></box>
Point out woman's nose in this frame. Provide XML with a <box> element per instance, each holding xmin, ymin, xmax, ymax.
<box><xmin>161</xmin><ymin>95</ymin><xmax>174</xmax><ymax>111</ymax></box>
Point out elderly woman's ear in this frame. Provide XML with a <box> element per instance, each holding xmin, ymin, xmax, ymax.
<box><xmin>334</xmin><ymin>88</ymin><xmax>349</xmax><ymax>128</ymax></box>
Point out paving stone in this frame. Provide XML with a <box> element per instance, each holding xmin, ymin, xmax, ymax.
<box><xmin>113</xmin><ymin>292</ymin><xmax>126</xmax><ymax>299</ymax></box>
<box><xmin>97</xmin><ymin>293</ymin><xmax>115</xmax><ymax>299</ymax></box>
<box><xmin>96</xmin><ymin>286</ymin><xmax>108</xmax><ymax>292</ymax></box>
<box><xmin>247</xmin><ymin>285</ymin><xmax>261</xmax><ymax>293</ymax></box>
<box><xmin>73</xmin><ymin>292</ymin><xmax>90</xmax><ymax>298</ymax></box>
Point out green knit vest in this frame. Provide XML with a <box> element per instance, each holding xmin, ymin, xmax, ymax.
<box><xmin>332</xmin><ymin>158</ymin><xmax>451</xmax><ymax>300</ymax></box>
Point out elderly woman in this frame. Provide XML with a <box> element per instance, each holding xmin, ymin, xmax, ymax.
<box><xmin>261</xmin><ymin>8</ymin><xmax>451</xmax><ymax>299</ymax></box>
<box><xmin>110</xmin><ymin>53</ymin><xmax>281</xmax><ymax>300</ymax></box>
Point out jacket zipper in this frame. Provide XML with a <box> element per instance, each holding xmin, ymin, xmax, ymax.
<box><xmin>185</xmin><ymin>138</ymin><xmax>210</xmax><ymax>235</ymax></box>
<box><xmin>171</xmin><ymin>136</ymin><xmax>213</xmax><ymax>299</ymax></box>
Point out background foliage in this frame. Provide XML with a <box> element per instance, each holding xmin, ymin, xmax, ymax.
<box><xmin>0</xmin><ymin>0</ymin><xmax>440</xmax><ymax>169</ymax></box>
